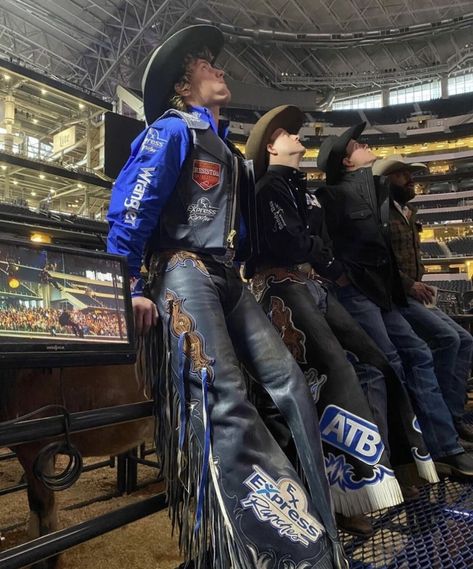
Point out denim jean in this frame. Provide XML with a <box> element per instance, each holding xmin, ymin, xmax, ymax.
<box><xmin>400</xmin><ymin>298</ymin><xmax>473</xmax><ymax>422</ymax></box>
<box><xmin>305</xmin><ymin>280</ymin><xmax>389</xmax><ymax>448</ymax></box>
<box><xmin>336</xmin><ymin>285</ymin><xmax>462</xmax><ymax>459</ymax></box>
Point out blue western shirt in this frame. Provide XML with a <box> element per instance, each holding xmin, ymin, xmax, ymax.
<box><xmin>107</xmin><ymin>106</ymin><xmax>236</xmax><ymax>296</ymax></box>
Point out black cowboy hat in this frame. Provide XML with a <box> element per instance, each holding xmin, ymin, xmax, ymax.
<box><xmin>245</xmin><ymin>105</ymin><xmax>305</xmax><ymax>181</ymax></box>
<box><xmin>142</xmin><ymin>25</ymin><xmax>224</xmax><ymax>125</ymax></box>
<box><xmin>317</xmin><ymin>122</ymin><xmax>366</xmax><ymax>184</ymax></box>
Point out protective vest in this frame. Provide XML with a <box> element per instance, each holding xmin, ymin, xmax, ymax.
<box><xmin>146</xmin><ymin>110</ymin><xmax>256</xmax><ymax>264</ymax></box>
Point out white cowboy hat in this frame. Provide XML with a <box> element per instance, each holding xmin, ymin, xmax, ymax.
<box><xmin>372</xmin><ymin>154</ymin><xmax>428</xmax><ymax>176</ymax></box>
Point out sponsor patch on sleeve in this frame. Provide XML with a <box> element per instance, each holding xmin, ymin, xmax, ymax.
<box><xmin>192</xmin><ymin>160</ymin><xmax>221</xmax><ymax>191</ymax></box>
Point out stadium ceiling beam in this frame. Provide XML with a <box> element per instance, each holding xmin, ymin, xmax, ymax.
<box><xmin>196</xmin><ymin>1</ymin><xmax>270</xmax><ymax>86</ymax></box>
<box><xmin>0</xmin><ymin>19</ymin><xmax>92</xmax><ymax>82</ymax></box>
<box><xmin>202</xmin><ymin>0</ymin><xmax>326</xmax><ymax>86</ymax></box>
<box><xmin>222</xmin><ymin>47</ymin><xmax>268</xmax><ymax>87</ymax></box>
<box><xmin>286</xmin><ymin>0</ymin><xmax>322</xmax><ymax>32</ymax></box>
<box><xmin>3</xmin><ymin>0</ymin><xmax>110</xmax><ymax>55</ymax></box>
<box><xmin>275</xmin><ymin>63</ymin><xmax>449</xmax><ymax>88</ymax></box>
<box><xmin>368</xmin><ymin>0</ymin><xmax>422</xmax><ymax>66</ymax></box>
<box><xmin>87</xmin><ymin>0</ymin><xmax>206</xmax><ymax>93</ymax></box>
<box><xmin>201</xmin><ymin>11</ymin><xmax>473</xmax><ymax>48</ymax></box>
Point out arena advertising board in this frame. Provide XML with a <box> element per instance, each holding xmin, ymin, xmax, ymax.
<box><xmin>0</xmin><ymin>238</ymin><xmax>135</xmax><ymax>367</ymax></box>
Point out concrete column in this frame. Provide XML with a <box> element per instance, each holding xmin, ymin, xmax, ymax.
<box><xmin>86</xmin><ymin>118</ymin><xmax>93</xmax><ymax>169</ymax></box>
<box><xmin>381</xmin><ymin>88</ymin><xmax>390</xmax><ymax>107</ymax></box>
<box><xmin>440</xmin><ymin>74</ymin><xmax>449</xmax><ymax>99</ymax></box>
<box><xmin>2</xmin><ymin>94</ymin><xmax>16</xmax><ymax>153</ymax></box>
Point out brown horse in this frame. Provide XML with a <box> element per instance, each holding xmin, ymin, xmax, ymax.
<box><xmin>0</xmin><ymin>364</ymin><xmax>154</xmax><ymax>569</ymax></box>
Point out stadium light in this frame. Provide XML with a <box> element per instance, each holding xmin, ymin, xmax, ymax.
<box><xmin>8</xmin><ymin>277</ymin><xmax>20</xmax><ymax>289</ymax></box>
<box><xmin>30</xmin><ymin>232</ymin><xmax>52</xmax><ymax>244</ymax></box>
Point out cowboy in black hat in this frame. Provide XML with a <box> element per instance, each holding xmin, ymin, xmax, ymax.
<box><xmin>107</xmin><ymin>26</ymin><xmax>346</xmax><ymax>568</ymax></box>
<box><xmin>246</xmin><ymin>107</ymin><xmax>440</xmax><ymax>535</ymax></box>
<box><xmin>317</xmin><ymin>125</ymin><xmax>473</xmax><ymax>478</ymax></box>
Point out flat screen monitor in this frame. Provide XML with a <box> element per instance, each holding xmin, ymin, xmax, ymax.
<box><xmin>0</xmin><ymin>238</ymin><xmax>135</xmax><ymax>367</ymax></box>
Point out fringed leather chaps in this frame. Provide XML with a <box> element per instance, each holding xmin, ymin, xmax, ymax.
<box><xmin>251</xmin><ymin>268</ymin><xmax>438</xmax><ymax>517</ymax></box>
<box><xmin>148</xmin><ymin>252</ymin><xmax>347</xmax><ymax>569</ymax></box>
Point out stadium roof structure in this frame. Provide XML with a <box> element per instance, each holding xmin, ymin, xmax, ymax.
<box><xmin>0</xmin><ymin>0</ymin><xmax>472</xmax><ymax>105</ymax></box>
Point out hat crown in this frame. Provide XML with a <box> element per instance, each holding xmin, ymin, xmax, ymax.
<box><xmin>142</xmin><ymin>25</ymin><xmax>224</xmax><ymax>125</ymax></box>
<box><xmin>245</xmin><ymin>105</ymin><xmax>305</xmax><ymax>181</ymax></box>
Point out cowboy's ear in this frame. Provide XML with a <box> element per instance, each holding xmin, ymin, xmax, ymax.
<box><xmin>342</xmin><ymin>156</ymin><xmax>352</xmax><ymax>168</ymax></box>
<box><xmin>174</xmin><ymin>80</ymin><xmax>191</xmax><ymax>97</ymax></box>
<box><xmin>267</xmin><ymin>142</ymin><xmax>278</xmax><ymax>156</ymax></box>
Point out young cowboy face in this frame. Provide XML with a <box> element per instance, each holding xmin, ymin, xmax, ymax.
<box><xmin>176</xmin><ymin>57</ymin><xmax>231</xmax><ymax>109</ymax></box>
<box><xmin>343</xmin><ymin>138</ymin><xmax>377</xmax><ymax>170</ymax></box>
<box><xmin>267</xmin><ymin>128</ymin><xmax>306</xmax><ymax>161</ymax></box>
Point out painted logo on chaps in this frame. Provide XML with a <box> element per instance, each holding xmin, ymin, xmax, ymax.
<box><xmin>269</xmin><ymin>296</ymin><xmax>307</xmax><ymax>364</ymax></box>
<box><xmin>192</xmin><ymin>159</ymin><xmax>221</xmax><ymax>191</ymax></box>
<box><xmin>412</xmin><ymin>416</ymin><xmax>422</xmax><ymax>434</ymax></box>
<box><xmin>165</xmin><ymin>289</ymin><xmax>215</xmax><ymax>381</ymax></box>
<box><xmin>324</xmin><ymin>452</ymin><xmax>395</xmax><ymax>492</ymax></box>
<box><xmin>320</xmin><ymin>405</ymin><xmax>385</xmax><ymax>465</ymax></box>
<box><xmin>241</xmin><ymin>466</ymin><xmax>324</xmax><ymax>547</ymax></box>
<box><xmin>304</xmin><ymin>368</ymin><xmax>327</xmax><ymax>404</ymax></box>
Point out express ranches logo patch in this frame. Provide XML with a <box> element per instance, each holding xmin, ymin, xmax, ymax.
<box><xmin>192</xmin><ymin>160</ymin><xmax>221</xmax><ymax>191</ymax></box>
<box><xmin>241</xmin><ymin>466</ymin><xmax>324</xmax><ymax>547</ymax></box>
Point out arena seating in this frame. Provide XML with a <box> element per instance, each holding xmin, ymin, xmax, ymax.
<box><xmin>448</xmin><ymin>237</ymin><xmax>473</xmax><ymax>256</ymax></box>
<box><xmin>416</xmin><ymin>209</ymin><xmax>473</xmax><ymax>224</ymax></box>
<box><xmin>424</xmin><ymin>279</ymin><xmax>473</xmax><ymax>293</ymax></box>
<box><xmin>224</xmin><ymin>92</ymin><xmax>473</xmax><ymax>128</ymax></box>
<box><xmin>420</xmin><ymin>241</ymin><xmax>444</xmax><ymax>258</ymax></box>
<box><xmin>415</xmin><ymin>197</ymin><xmax>473</xmax><ymax>209</ymax></box>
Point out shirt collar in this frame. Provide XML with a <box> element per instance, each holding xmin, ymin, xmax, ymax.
<box><xmin>187</xmin><ymin>105</ymin><xmax>229</xmax><ymax>140</ymax></box>
<box><xmin>393</xmin><ymin>200</ymin><xmax>411</xmax><ymax>222</ymax></box>
<box><xmin>268</xmin><ymin>165</ymin><xmax>306</xmax><ymax>189</ymax></box>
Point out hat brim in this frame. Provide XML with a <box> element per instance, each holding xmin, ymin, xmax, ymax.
<box><xmin>331</xmin><ymin>122</ymin><xmax>366</xmax><ymax>157</ymax></box>
<box><xmin>317</xmin><ymin>122</ymin><xmax>366</xmax><ymax>184</ymax></box>
<box><xmin>372</xmin><ymin>159</ymin><xmax>428</xmax><ymax>176</ymax></box>
<box><xmin>142</xmin><ymin>25</ymin><xmax>224</xmax><ymax>125</ymax></box>
<box><xmin>245</xmin><ymin>105</ymin><xmax>305</xmax><ymax>181</ymax></box>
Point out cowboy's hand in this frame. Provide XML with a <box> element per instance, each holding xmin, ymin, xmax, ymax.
<box><xmin>409</xmin><ymin>282</ymin><xmax>435</xmax><ymax>304</ymax></box>
<box><xmin>132</xmin><ymin>296</ymin><xmax>158</xmax><ymax>336</ymax></box>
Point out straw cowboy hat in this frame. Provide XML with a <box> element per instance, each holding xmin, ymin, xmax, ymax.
<box><xmin>372</xmin><ymin>154</ymin><xmax>428</xmax><ymax>176</ymax></box>
<box><xmin>316</xmin><ymin>122</ymin><xmax>366</xmax><ymax>184</ymax></box>
<box><xmin>142</xmin><ymin>25</ymin><xmax>224</xmax><ymax>125</ymax></box>
<box><xmin>245</xmin><ymin>105</ymin><xmax>305</xmax><ymax>181</ymax></box>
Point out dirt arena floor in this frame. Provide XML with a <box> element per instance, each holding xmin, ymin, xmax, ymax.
<box><xmin>2</xmin><ymin>394</ymin><xmax>472</xmax><ymax>568</ymax></box>
<box><xmin>0</xmin><ymin>450</ymin><xmax>183</xmax><ymax>568</ymax></box>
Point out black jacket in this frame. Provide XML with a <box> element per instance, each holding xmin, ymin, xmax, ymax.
<box><xmin>248</xmin><ymin>165</ymin><xmax>344</xmax><ymax>281</ymax></box>
<box><xmin>318</xmin><ymin>168</ymin><xmax>406</xmax><ymax>311</ymax></box>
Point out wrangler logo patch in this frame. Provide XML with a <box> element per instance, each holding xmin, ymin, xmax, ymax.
<box><xmin>192</xmin><ymin>160</ymin><xmax>221</xmax><ymax>191</ymax></box>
